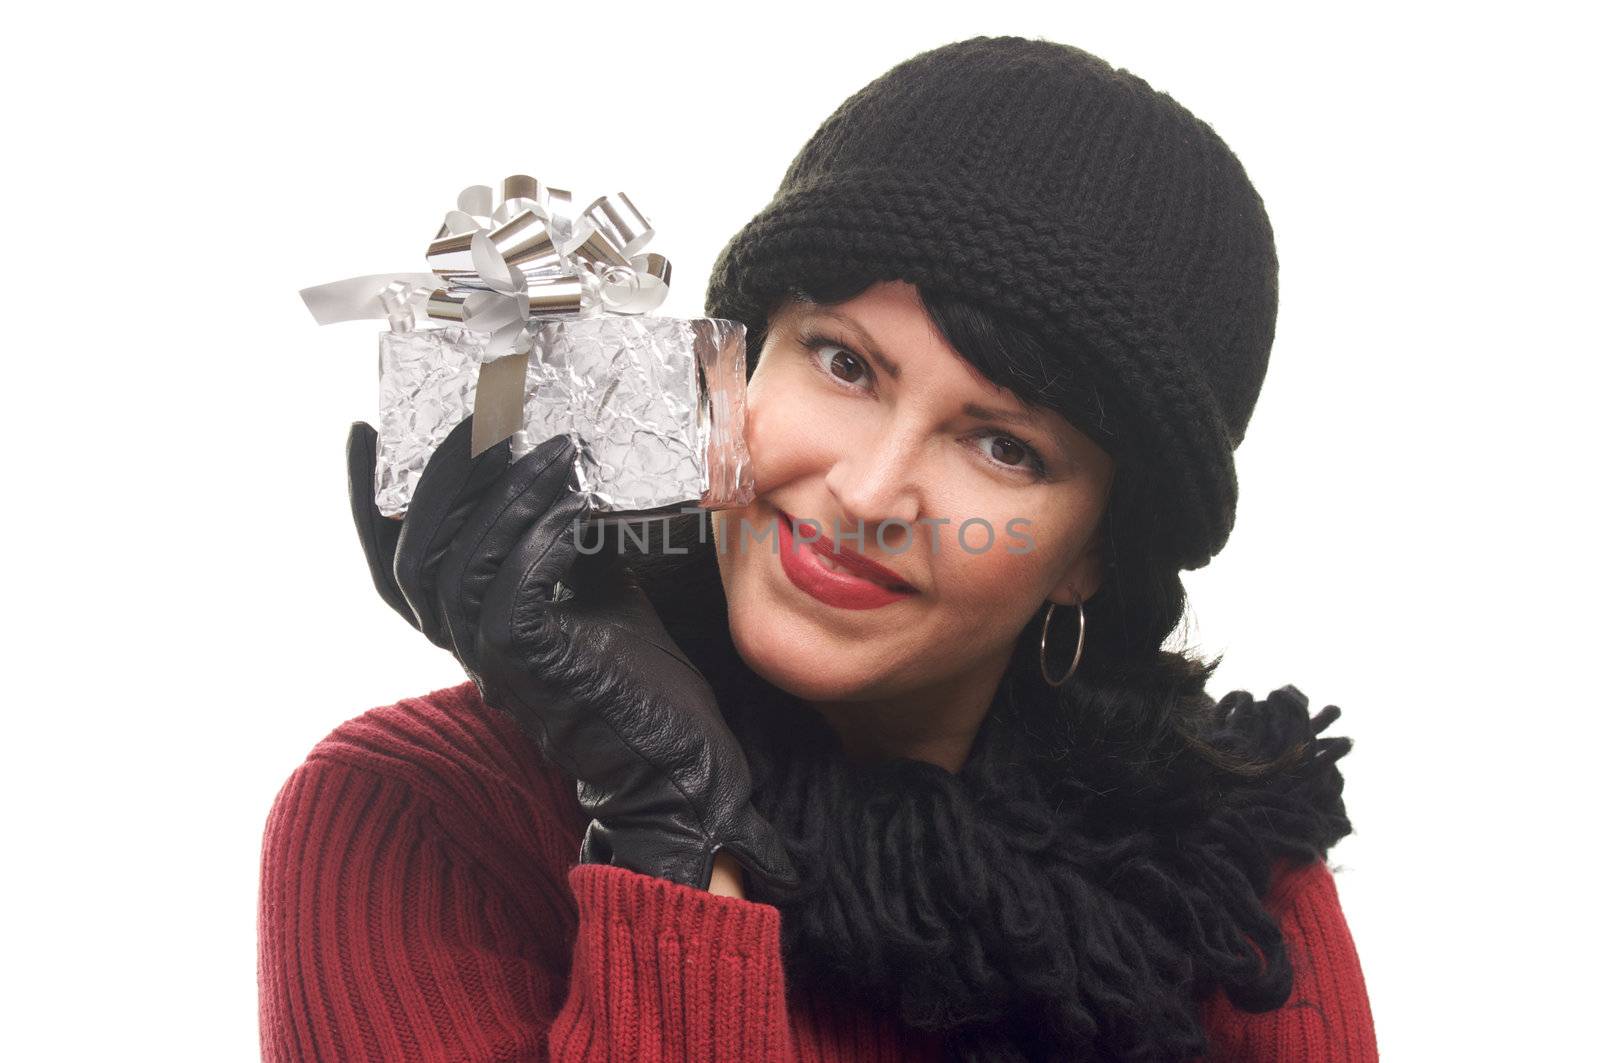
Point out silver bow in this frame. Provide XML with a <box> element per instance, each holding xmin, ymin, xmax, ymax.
<box><xmin>302</xmin><ymin>174</ymin><xmax>672</xmax><ymax>352</ymax></box>
<box><xmin>300</xmin><ymin>174</ymin><xmax>674</xmax><ymax>454</ymax></box>
<box><xmin>420</xmin><ymin>174</ymin><xmax>672</xmax><ymax>357</ymax></box>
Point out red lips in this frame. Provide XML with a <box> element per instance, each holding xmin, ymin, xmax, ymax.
<box><xmin>775</xmin><ymin>510</ymin><xmax>917</xmax><ymax>611</ymax></box>
<box><xmin>780</xmin><ymin>511</ymin><xmax>915</xmax><ymax>590</ymax></box>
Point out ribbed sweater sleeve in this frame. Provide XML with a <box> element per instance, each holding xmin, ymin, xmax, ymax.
<box><xmin>256</xmin><ymin>701</ymin><xmax>804</xmax><ymax>1061</ymax></box>
<box><xmin>555</xmin><ymin>863</ymin><xmax>794</xmax><ymax>1060</ymax></box>
<box><xmin>1198</xmin><ymin>859</ymin><xmax>1379</xmax><ymax>1061</ymax></box>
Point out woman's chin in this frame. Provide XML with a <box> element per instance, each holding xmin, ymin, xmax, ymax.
<box><xmin>728</xmin><ymin>623</ymin><xmax>877</xmax><ymax>702</ymax></box>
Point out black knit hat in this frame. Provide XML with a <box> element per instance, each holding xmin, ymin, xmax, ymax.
<box><xmin>704</xmin><ymin>35</ymin><xmax>1280</xmax><ymax>570</ymax></box>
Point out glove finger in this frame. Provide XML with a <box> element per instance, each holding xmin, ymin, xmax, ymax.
<box><xmin>438</xmin><ymin>433</ymin><xmax>585</xmax><ymax>654</ymax></box>
<box><xmin>346</xmin><ymin>421</ymin><xmax>416</xmax><ymax>629</ymax></box>
<box><xmin>476</xmin><ymin>458</ymin><xmax>591</xmax><ymax>662</ymax></box>
<box><xmin>393</xmin><ymin>416</ymin><xmax>511</xmax><ymax>646</ymax></box>
<box><xmin>718</xmin><ymin>807</ymin><xmax>802</xmax><ymax>895</ymax></box>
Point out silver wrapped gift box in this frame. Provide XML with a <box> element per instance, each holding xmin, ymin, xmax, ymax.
<box><xmin>376</xmin><ymin>316</ymin><xmax>753</xmax><ymax>519</ymax></box>
<box><xmin>302</xmin><ymin>173</ymin><xmax>756</xmax><ymax>522</ymax></box>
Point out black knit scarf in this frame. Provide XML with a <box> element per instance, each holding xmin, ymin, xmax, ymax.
<box><xmin>632</xmin><ymin>532</ymin><xmax>1355</xmax><ymax>1063</ymax></box>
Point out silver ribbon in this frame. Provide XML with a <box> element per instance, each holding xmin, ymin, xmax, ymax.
<box><xmin>299</xmin><ymin>174</ymin><xmax>675</xmax><ymax>454</ymax></box>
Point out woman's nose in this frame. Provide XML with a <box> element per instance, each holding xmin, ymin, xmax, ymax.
<box><xmin>822</xmin><ymin>422</ymin><xmax>922</xmax><ymax>537</ymax></box>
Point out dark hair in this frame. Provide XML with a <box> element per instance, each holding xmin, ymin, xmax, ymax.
<box><xmin>620</xmin><ymin>279</ymin><xmax>1352</xmax><ymax>1060</ymax></box>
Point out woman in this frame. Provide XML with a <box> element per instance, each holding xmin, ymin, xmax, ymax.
<box><xmin>258</xmin><ymin>35</ymin><xmax>1376</xmax><ymax>1061</ymax></box>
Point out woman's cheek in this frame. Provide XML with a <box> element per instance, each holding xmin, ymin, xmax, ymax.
<box><xmin>934</xmin><ymin>503</ymin><xmax>1060</xmax><ymax>589</ymax></box>
<box><xmin>743</xmin><ymin>386</ymin><xmax>779</xmax><ymax>480</ymax></box>
<box><xmin>747</xmin><ymin>389</ymin><xmax>842</xmax><ymax>493</ymax></box>
<box><xmin>928</xmin><ymin>535</ymin><xmax>1056</xmax><ymax>652</ymax></box>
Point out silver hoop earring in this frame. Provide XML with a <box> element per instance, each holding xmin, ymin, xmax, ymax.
<box><xmin>1040</xmin><ymin>597</ymin><xmax>1086</xmax><ymax>687</ymax></box>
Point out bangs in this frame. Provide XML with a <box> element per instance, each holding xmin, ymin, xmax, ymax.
<box><xmin>752</xmin><ymin>270</ymin><xmax>1128</xmax><ymax>463</ymax></box>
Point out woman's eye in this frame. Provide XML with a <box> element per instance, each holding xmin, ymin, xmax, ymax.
<box><xmin>801</xmin><ymin>334</ymin><xmax>873</xmax><ymax>389</ymax></box>
<box><xmin>977</xmin><ymin>432</ymin><xmax>1047</xmax><ymax>476</ymax></box>
<box><xmin>983</xmin><ymin>435</ymin><xmax>1027</xmax><ymax>466</ymax></box>
<box><xmin>825</xmin><ymin>348</ymin><xmax>868</xmax><ymax>385</ymax></box>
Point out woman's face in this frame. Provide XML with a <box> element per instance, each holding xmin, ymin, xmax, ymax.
<box><xmin>712</xmin><ymin>280</ymin><xmax>1116</xmax><ymax>703</ymax></box>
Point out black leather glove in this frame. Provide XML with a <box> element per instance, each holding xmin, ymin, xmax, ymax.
<box><xmin>347</xmin><ymin>416</ymin><xmax>798</xmax><ymax>895</ymax></box>
<box><xmin>345</xmin><ymin>417</ymin><xmax>512</xmax><ymax>651</ymax></box>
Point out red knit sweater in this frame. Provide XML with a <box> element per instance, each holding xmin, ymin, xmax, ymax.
<box><xmin>257</xmin><ymin>682</ymin><xmax>1378</xmax><ymax>1061</ymax></box>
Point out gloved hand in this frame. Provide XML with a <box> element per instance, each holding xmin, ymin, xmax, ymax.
<box><xmin>346</xmin><ymin>416</ymin><xmax>798</xmax><ymax>895</ymax></box>
<box><xmin>345</xmin><ymin>417</ymin><xmax>512</xmax><ymax>651</ymax></box>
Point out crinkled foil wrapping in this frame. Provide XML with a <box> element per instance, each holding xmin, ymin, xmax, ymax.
<box><xmin>517</xmin><ymin>315</ymin><xmax>752</xmax><ymax>516</ymax></box>
<box><xmin>375</xmin><ymin>326</ymin><xmax>487</xmax><ymax>518</ymax></box>
<box><xmin>375</xmin><ymin>318</ymin><xmax>753</xmax><ymax>519</ymax></box>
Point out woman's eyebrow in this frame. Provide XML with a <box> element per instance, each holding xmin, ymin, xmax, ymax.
<box><xmin>804</xmin><ymin>307</ymin><xmax>1062</xmax><ymax>439</ymax></box>
<box><xmin>962</xmin><ymin>402</ymin><xmax>1041</xmax><ymax>428</ymax></box>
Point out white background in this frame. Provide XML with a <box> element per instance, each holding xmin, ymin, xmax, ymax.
<box><xmin>5</xmin><ymin>2</ymin><xmax>1593</xmax><ymax>1058</ymax></box>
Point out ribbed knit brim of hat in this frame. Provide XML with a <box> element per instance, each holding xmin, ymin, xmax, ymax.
<box><xmin>704</xmin><ymin>36</ymin><xmax>1281</xmax><ymax>571</ymax></box>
